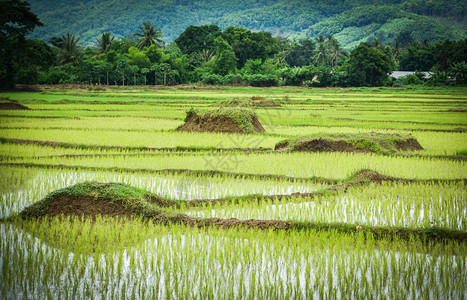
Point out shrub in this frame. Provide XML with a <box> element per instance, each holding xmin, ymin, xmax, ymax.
<box><xmin>427</xmin><ymin>71</ymin><xmax>452</xmax><ymax>86</ymax></box>
<box><xmin>396</xmin><ymin>74</ymin><xmax>424</xmax><ymax>85</ymax></box>
<box><xmin>223</xmin><ymin>74</ymin><xmax>244</xmax><ymax>85</ymax></box>
<box><xmin>247</xmin><ymin>74</ymin><xmax>279</xmax><ymax>87</ymax></box>
<box><xmin>201</xmin><ymin>73</ymin><xmax>224</xmax><ymax>85</ymax></box>
<box><xmin>46</xmin><ymin>68</ymin><xmax>71</xmax><ymax>84</ymax></box>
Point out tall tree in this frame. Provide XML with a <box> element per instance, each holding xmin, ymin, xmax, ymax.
<box><xmin>313</xmin><ymin>35</ymin><xmax>328</xmax><ymax>65</ymax></box>
<box><xmin>174</xmin><ymin>25</ymin><xmax>221</xmax><ymax>55</ymax></box>
<box><xmin>134</xmin><ymin>21</ymin><xmax>164</xmax><ymax>50</ymax></box>
<box><xmin>224</xmin><ymin>26</ymin><xmax>279</xmax><ymax>69</ymax></box>
<box><xmin>213</xmin><ymin>36</ymin><xmax>237</xmax><ymax>76</ymax></box>
<box><xmin>348</xmin><ymin>43</ymin><xmax>393</xmax><ymax>86</ymax></box>
<box><xmin>55</xmin><ymin>33</ymin><xmax>82</xmax><ymax>66</ymax></box>
<box><xmin>0</xmin><ymin>0</ymin><xmax>43</xmax><ymax>89</ymax></box>
<box><xmin>327</xmin><ymin>36</ymin><xmax>342</xmax><ymax>66</ymax></box>
<box><xmin>95</xmin><ymin>32</ymin><xmax>114</xmax><ymax>54</ymax></box>
<box><xmin>285</xmin><ymin>38</ymin><xmax>315</xmax><ymax>67</ymax></box>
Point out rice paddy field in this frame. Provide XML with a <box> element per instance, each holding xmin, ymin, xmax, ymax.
<box><xmin>0</xmin><ymin>85</ymin><xmax>466</xmax><ymax>298</ymax></box>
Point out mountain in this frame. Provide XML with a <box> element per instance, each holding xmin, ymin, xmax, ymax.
<box><xmin>27</xmin><ymin>0</ymin><xmax>466</xmax><ymax>49</ymax></box>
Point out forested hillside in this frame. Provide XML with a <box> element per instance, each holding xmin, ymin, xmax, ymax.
<box><xmin>27</xmin><ymin>0</ymin><xmax>466</xmax><ymax>49</ymax></box>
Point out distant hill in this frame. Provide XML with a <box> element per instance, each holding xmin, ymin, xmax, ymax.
<box><xmin>27</xmin><ymin>0</ymin><xmax>466</xmax><ymax>50</ymax></box>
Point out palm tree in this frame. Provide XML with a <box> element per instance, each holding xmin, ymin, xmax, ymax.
<box><xmin>95</xmin><ymin>32</ymin><xmax>114</xmax><ymax>54</ymax></box>
<box><xmin>392</xmin><ymin>39</ymin><xmax>402</xmax><ymax>64</ymax></box>
<box><xmin>448</xmin><ymin>61</ymin><xmax>466</xmax><ymax>85</ymax></box>
<box><xmin>199</xmin><ymin>49</ymin><xmax>215</xmax><ymax>62</ymax></box>
<box><xmin>134</xmin><ymin>21</ymin><xmax>164</xmax><ymax>50</ymax></box>
<box><xmin>328</xmin><ymin>37</ymin><xmax>342</xmax><ymax>66</ymax></box>
<box><xmin>313</xmin><ymin>35</ymin><xmax>328</xmax><ymax>65</ymax></box>
<box><xmin>57</xmin><ymin>33</ymin><xmax>82</xmax><ymax>66</ymax></box>
<box><xmin>372</xmin><ymin>38</ymin><xmax>383</xmax><ymax>50</ymax></box>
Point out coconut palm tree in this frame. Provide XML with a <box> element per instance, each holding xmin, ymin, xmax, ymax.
<box><xmin>313</xmin><ymin>35</ymin><xmax>328</xmax><ymax>65</ymax></box>
<box><xmin>327</xmin><ymin>37</ymin><xmax>342</xmax><ymax>66</ymax></box>
<box><xmin>95</xmin><ymin>32</ymin><xmax>114</xmax><ymax>54</ymax></box>
<box><xmin>134</xmin><ymin>21</ymin><xmax>164</xmax><ymax>50</ymax></box>
<box><xmin>57</xmin><ymin>33</ymin><xmax>82</xmax><ymax>66</ymax></box>
<box><xmin>199</xmin><ymin>49</ymin><xmax>215</xmax><ymax>62</ymax></box>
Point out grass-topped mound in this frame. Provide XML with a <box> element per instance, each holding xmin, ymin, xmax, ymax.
<box><xmin>215</xmin><ymin>96</ymin><xmax>281</xmax><ymax>108</ymax></box>
<box><xmin>19</xmin><ymin>182</ymin><xmax>176</xmax><ymax>219</ymax></box>
<box><xmin>176</xmin><ymin>107</ymin><xmax>266</xmax><ymax>134</ymax></box>
<box><xmin>275</xmin><ymin>132</ymin><xmax>424</xmax><ymax>154</ymax></box>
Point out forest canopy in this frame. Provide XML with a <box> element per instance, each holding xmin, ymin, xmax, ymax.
<box><xmin>1</xmin><ymin>0</ymin><xmax>466</xmax><ymax>89</ymax></box>
<box><xmin>26</xmin><ymin>0</ymin><xmax>466</xmax><ymax>49</ymax></box>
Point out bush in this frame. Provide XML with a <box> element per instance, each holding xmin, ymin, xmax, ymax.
<box><xmin>223</xmin><ymin>74</ymin><xmax>244</xmax><ymax>85</ymax></box>
<box><xmin>247</xmin><ymin>74</ymin><xmax>279</xmax><ymax>87</ymax></box>
<box><xmin>46</xmin><ymin>69</ymin><xmax>71</xmax><ymax>84</ymax></box>
<box><xmin>395</xmin><ymin>74</ymin><xmax>424</xmax><ymax>85</ymax></box>
<box><xmin>201</xmin><ymin>73</ymin><xmax>224</xmax><ymax>85</ymax></box>
<box><xmin>427</xmin><ymin>71</ymin><xmax>452</xmax><ymax>86</ymax></box>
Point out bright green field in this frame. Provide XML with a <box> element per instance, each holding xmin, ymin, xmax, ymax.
<box><xmin>0</xmin><ymin>85</ymin><xmax>466</xmax><ymax>298</ymax></box>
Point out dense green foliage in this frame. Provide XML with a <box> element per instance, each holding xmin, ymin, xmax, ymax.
<box><xmin>26</xmin><ymin>0</ymin><xmax>466</xmax><ymax>48</ymax></box>
<box><xmin>1</xmin><ymin>0</ymin><xmax>466</xmax><ymax>89</ymax></box>
<box><xmin>0</xmin><ymin>0</ymin><xmax>44</xmax><ymax>89</ymax></box>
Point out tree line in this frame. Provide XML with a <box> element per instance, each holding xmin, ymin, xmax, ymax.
<box><xmin>1</xmin><ymin>0</ymin><xmax>465</xmax><ymax>90</ymax></box>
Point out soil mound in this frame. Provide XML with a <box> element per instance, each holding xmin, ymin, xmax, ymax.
<box><xmin>176</xmin><ymin>108</ymin><xmax>265</xmax><ymax>134</ymax></box>
<box><xmin>275</xmin><ymin>133</ymin><xmax>424</xmax><ymax>154</ymax></box>
<box><xmin>394</xmin><ymin>138</ymin><xmax>424</xmax><ymax>151</ymax></box>
<box><xmin>216</xmin><ymin>96</ymin><xmax>281</xmax><ymax>108</ymax></box>
<box><xmin>19</xmin><ymin>182</ymin><xmax>176</xmax><ymax>220</ymax></box>
<box><xmin>349</xmin><ymin>169</ymin><xmax>398</xmax><ymax>183</ymax></box>
<box><xmin>0</xmin><ymin>102</ymin><xmax>30</xmax><ymax>110</ymax></box>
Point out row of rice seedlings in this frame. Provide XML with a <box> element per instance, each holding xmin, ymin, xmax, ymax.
<box><xmin>13</xmin><ymin>151</ymin><xmax>465</xmax><ymax>179</ymax></box>
<box><xmin>0</xmin><ymin>143</ymin><xmax>134</xmax><ymax>158</ymax></box>
<box><xmin>1</xmin><ymin>125</ymin><xmax>465</xmax><ymax>158</ymax></box>
<box><xmin>0</xmin><ymin>166</ymin><xmax>325</xmax><ymax>218</ymax></box>
<box><xmin>0</xmin><ymin>117</ymin><xmax>184</xmax><ymax>131</ymax></box>
<box><xmin>316</xmin><ymin>109</ymin><xmax>467</xmax><ymax>124</ymax></box>
<box><xmin>1</xmin><ymin>218</ymin><xmax>465</xmax><ymax>299</ymax></box>
<box><xmin>2</xmin><ymin>86</ymin><xmax>463</xmax><ymax>103</ymax></box>
<box><xmin>0</xmin><ymin>128</ymin><xmax>281</xmax><ymax>148</ymax></box>
<box><xmin>0</xmin><ymin>107</ymin><xmax>187</xmax><ymax>119</ymax></box>
<box><xmin>188</xmin><ymin>181</ymin><xmax>466</xmax><ymax>231</ymax></box>
<box><xmin>260</xmin><ymin>113</ymin><xmax>466</xmax><ymax>130</ymax></box>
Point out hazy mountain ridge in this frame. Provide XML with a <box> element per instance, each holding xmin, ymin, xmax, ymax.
<box><xmin>27</xmin><ymin>0</ymin><xmax>466</xmax><ymax>49</ymax></box>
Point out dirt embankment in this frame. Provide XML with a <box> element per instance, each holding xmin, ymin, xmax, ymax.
<box><xmin>216</xmin><ymin>96</ymin><xmax>282</xmax><ymax>108</ymax></box>
<box><xmin>16</xmin><ymin>174</ymin><xmax>467</xmax><ymax>242</ymax></box>
<box><xmin>0</xmin><ymin>102</ymin><xmax>30</xmax><ymax>110</ymax></box>
<box><xmin>176</xmin><ymin>108</ymin><xmax>265</xmax><ymax>134</ymax></box>
<box><xmin>275</xmin><ymin>133</ymin><xmax>424</xmax><ymax>154</ymax></box>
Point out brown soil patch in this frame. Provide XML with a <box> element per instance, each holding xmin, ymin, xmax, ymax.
<box><xmin>350</xmin><ymin>169</ymin><xmax>398</xmax><ymax>183</ymax></box>
<box><xmin>394</xmin><ymin>138</ymin><xmax>424</xmax><ymax>151</ymax></box>
<box><xmin>176</xmin><ymin>113</ymin><xmax>265</xmax><ymax>134</ymax></box>
<box><xmin>195</xmin><ymin>217</ymin><xmax>292</xmax><ymax>230</ymax></box>
<box><xmin>344</xmin><ymin>169</ymin><xmax>402</xmax><ymax>192</ymax></box>
<box><xmin>186</xmin><ymin>191</ymin><xmax>327</xmax><ymax>207</ymax></box>
<box><xmin>0</xmin><ymin>102</ymin><xmax>30</xmax><ymax>110</ymax></box>
<box><xmin>150</xmin><ymin>212</ymin><xmax>292</xmax><ymax>230</ymax></box>
<box><xmin>275</xmin><ymin>138</ymin><xmax>367</xmax><ymax>153</ymax></box>
<box><xmin>147</xmin><ymin>195</ymin><xmax>177</xmax><ymax>208</ymax></box>
<box><xmin>45</xmin><ymin>196</ymin><xmax>136</xmax><ymax>219</ymax></box>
